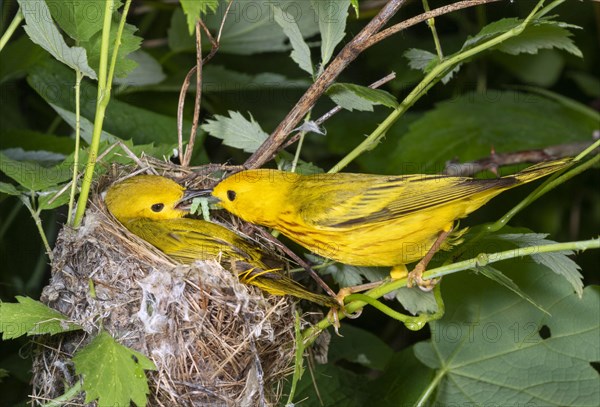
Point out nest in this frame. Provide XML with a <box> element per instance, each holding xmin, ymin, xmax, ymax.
<box><xmin>31</xmin><ymin>160</ymin><xmax>305</xmax><ymax>406</ymax></box>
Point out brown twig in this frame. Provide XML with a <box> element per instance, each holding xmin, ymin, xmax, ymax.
<box><xmin>443</xmin><ymin>140</ymin><xmax>598</xmax><ymax>177</ymax></box>
<box><xmin>177</xmin><ymin>1</ymin><xmax>235</xmax><ymax>166</ymax></box>
<box><xmin>369</xmin><ymin>0</ymin><xmax>501</xmax><ymax>46</ymax></box>
<box><xmin>282</xmin><ymin>72</ymin><xmax>397</xmax><ymax>150</ymax></box>
<box><xmin>182</xmin><ymin>20</ymin><xmax>204</xmax><ymax>167</ymax></box>
<box><xmin>244</xmin><ymin>0</ymin><xmax>409</xmax><ymax>169</ymax></box>
<box><xmin>245</xmin><ymin>0</ymin><xmax>503</xmax><ymax>169</ymax></box>
<box><xmin>254</xmin><ymin>227</ymin><xmax>337</xmax><ymax>300</ymax></box>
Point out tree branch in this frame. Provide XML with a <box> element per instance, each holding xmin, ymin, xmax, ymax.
<box><xmin>443</xmin><ymin>140</ymin><xmax>598</xmax><ymax>177</ymax></box>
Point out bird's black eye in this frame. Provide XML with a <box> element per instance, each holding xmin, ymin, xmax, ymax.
<box><xmin>227</xmin><ymin>190</ymin><xmax>236</xmax><ymax>201</ymax></box>
<box><xmin>151</xmin><ymin>203</ymin><xmax>164</xmax><ymax>212</ymax></box>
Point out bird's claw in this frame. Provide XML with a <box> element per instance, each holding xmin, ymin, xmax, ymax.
<box><xmin>326</xmin><ymin>288</ymin><xmax>364</xmax><ymax>336</ymax></box>
<box><xmin>407</xmin><ymin>265</ymin><xmax>439</xmax><ymax>292</ymax></box>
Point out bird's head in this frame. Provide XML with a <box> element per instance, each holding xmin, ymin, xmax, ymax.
<box><xmin>211</xmin><ymin>169</ymin><xmax>296</xmax><ymax>225</ymax></box>
<box><xmin>105</xmin><ymin>175</ymin><xmax>201</xmax><ymax>222</ymax></box>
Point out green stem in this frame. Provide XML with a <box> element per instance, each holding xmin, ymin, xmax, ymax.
<box><xmin>73</xmin><ymin>0</ymin><xmax>132</xmax><ymax>227</ymax></box>
<box><xmin>422</xmin><ymin>0</ymin><xmax>443</xmax><ymax>60</ymax></box>
<box><xmin>415</xmin><ymin>366</ymin><xmax>447</xmax><ymax>407</ymax></box>
<box><xmin>302</xmin><ymin>237</ymin><xmax>599</xmax><ymax>345</ymax></box>
<box><xmin>345</xmin><ymin>282</ymin><xmax>444</xmax><ymax>330</ymax></box>
<box><xmin>291</xmin><ymin>113</ymin><xmax>311</xmax><ymax>173</ymax></box>
<box><xmin>19</xmin><ymin>195</ymin><xmax>53</xmax><ymax>261</ymax></box>
<box><xmin>67</xmin><ymin>70</ymin><xmax>83</xmax><ymax>226</ymax></box>
<box><xmin>286</xmin><ymin>311</ymin><xmax>305</xmax><ymax>405</ymax></box>
<box><xmin>0</xmin><ymin>9</ymin><xmax>22</xmax><ymax>52</ymax></box>
<box><xmin>290</xmin><ymin>133</ymin><xmax>305</xmax><ymax>173</ymax></box>
<box><xmin>41</xmin><ymin>380</ymin><xmax>82</xmax><ymax>407</ymax></box>
<box><xmin>330</xmin><ymin>0</ymin><xmax>548</xmax><ymax>173</ymax></box>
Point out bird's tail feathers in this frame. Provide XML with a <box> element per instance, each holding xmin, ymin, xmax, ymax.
<box><xmin>513</xmin><ymin>157</ymin><xmax>573</xmax><ymax>184</ymax></box>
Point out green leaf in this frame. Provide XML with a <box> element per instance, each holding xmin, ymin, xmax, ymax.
<box><xmin>0</xmin><ymin>152</ymin><xmax>71</xmax><ymax>190</ymax></box>
<box><xmin>474</xmin><ymin>265</ymin><xmax>548</xmax><ymax>314</ymax></box>
<box><xmin>404</xmin><ymin>48</ymin><xmax>460</xmax><ymax>84</ymax></box>
<box><xmin>384</xmin><ymin>90</ymin><xmax>597</xmax><ymax>173</ymax></box>
<box><xmin>395</xmin><ymin>287</ymin><xmax>438</xmax><ymax>315</ymax></box>
<box><xmin>167</xmin><ymin>8</ymin><xmax>194</xmax><ymax>52</ymax></box>
<box><xmin>369</xmin><ymin>347</ymin><xmax>435</xmax><ymax>406</ymax></box>
<box><xmin>0</xmin><ymin>182</ymin><xmax>20</xmax><ymax>196</ymax></box>
<box><xmin>81</xmin><ymin>15</ymin><xmax>141</xmax><ymax>79</ymax></box>
<box><xmin>38</xmin><ymin>185</ymin><xmax>72</xmax><ymax>210</ymax></box>
<box><xmin>180</xmin><ymin>0</ymin><xmax>219</xmax><ymax>34</ymax></box>
<box><xmin>463</xmin><ymin>17</ymin><xmax>582</xmax><ymax>57</ymax></box>
<box><xmin>202</xmin><ymin>0</ymin><xmax>320</xmax><ymax>55</ymax></box>
<box><xmin>0</xmin><ymin>36</ymin><xmax>46</xmax><ymax>85</ymax></box>
<box><xmin>113</xmin><ymin>51</ymin><xmax>165</xmax><ymax>86</ymax></box>
<box><xmin>496</xmin><ymin>21</ymin><xmax>582</xmax><ymax>57</ymax></box>
<box><xmin>49</xmin><ymin>103</ymin><xmax>119</xmax><ymax>144</ymax></box>
<box><xmin>491</xmin><ymin>49</ymin><xmax>564</xmax><ymax>87</ymax></box>
<box><xmin>293</xmin><ymin>363</ymin><xmax>370</xmax><ymax>406</ymax></box>
<box><xmin>272</xmin><ymin>6</ymin><xmax>313</xmax><ymax>76</ymax></box>
<box><xmin>413</xmin><ymin>266</ymin><xmax>599</xmax><ymax>405</ymax></box>
<box><xmin>493</xmin><ymin>233</ymin><xmax>584</xmax><ymax>297</ymax></box>
<box><xmin>276</xmin><ymin>151</ymin><xmax>324</xmax><ymax>175</ymax></box>
<box><xmin>320</xmin><ymin>263</ymin><xmax>363</xmax><ymax>287</ymax></box>
<box><xmin>0</xmin><ymin>129</ymin><xmax>75</xmax><ymax>155</ymax></box>
<box><xmin>311</xmin><ymin>0</ymin><xmax>350</xmax><ymax>67</ymax></box>
<box><xmin>73</xmin><ymin>331</ymin><xmax>156</xmax><ymax>407</ymax></box>
<box><xmin>47</xmin><ymin>0</ymin><xmax>108</xmax><ymax>42</ymax></box>
<box><xmin>17</xmin><ymin>0</ymin><xmax>97</xmax><ymax>79</ymax></box>
<box><xmin>201</xmin><ymin>111</ymin><xmax>268</xmax><ymax>153</ymax></box>
<box><xmin>0</xmin><ymin>296</ymin><xmax>81</xmax><ymax>339</ymax></box>
<box><xmin>404</xmin><ymin>48</ymin><xmax>436</xmax><ymax>72</ymax></box>
<box><xmin>327</xmin><ymin>83</ymin><xmax>398</xmax><ymax>112</ymax></box>
<box><xmin>1</xmin><ymin>148</ymin><xmax>65</xmax><ymax>166</ymax></box>
<box><xmin>328</xmin><ymin>324</ymin><xmax>393</xmax><ymax>370</ymax></box>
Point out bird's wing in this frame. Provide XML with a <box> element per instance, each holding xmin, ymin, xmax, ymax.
<box><xmin>298</xmin><ymin>173</ymin><xmax>515</xmax><ymax>228</ymax></box>
<box><xmin>128</xmin><ymin>218</ymin><xmax>263</xmax><ymax>265</ymax></box>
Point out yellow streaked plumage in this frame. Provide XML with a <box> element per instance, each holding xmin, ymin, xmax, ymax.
<box><xmin>105</xmin><ymin>175</ymin><xmax>337</xmax><ymax>306</ymax></box>
<box><xmin>211</xmin><ymin>159</ymin><xmax>571</xmax><ymax>283</ymax></box>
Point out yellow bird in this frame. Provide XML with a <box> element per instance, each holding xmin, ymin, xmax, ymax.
<box><xmin>209</xmin><ymin>158</ymin><xmax>571</xmax><ymax>287</ymax></box>
<box><xmin>104</xmin><ymin>175</ymin><xmax>338</xmax><ymax>307</ymax></box>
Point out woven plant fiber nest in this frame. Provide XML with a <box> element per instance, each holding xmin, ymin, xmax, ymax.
<box><xmin>32</xmin><ymin>167</ymin><xmax>299</xmax><ymax>406</ymax></box>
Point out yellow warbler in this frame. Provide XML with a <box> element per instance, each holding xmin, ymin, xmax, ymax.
<box><xmin>210</xmin><ymin>158</ymin><xmax>571</xmax><ymax>286</ymax></box>
<box><xmin>104</xmin><ymin>175</ymin><xmax>338</xmax><ymax>307</ymax></box>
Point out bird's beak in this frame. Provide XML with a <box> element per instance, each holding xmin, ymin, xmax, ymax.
<box><xmin>176</xmin><ymin>189</ymin><xmax>219</xmax><ymax>210</ymax></box>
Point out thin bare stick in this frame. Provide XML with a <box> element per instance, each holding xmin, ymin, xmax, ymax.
<box><xmin>443</xmin><ymin>140</ymin><xmax>598</xmax><ymax>177</ymax></box>
<box><xmin>282</xmin><ymin>72</ymin><xmax>396</xmax><ymax>149</ymax></box>
<box><xmin>182</xmin><ymin>20</ymin><xmax>204</xmax><ymax>167</ymax></box>
<box><xmin>177</xmin><ymin>2</ymin><xmax>234</xmax><ymax>164</ymax></box>
<box><xmin>245</xmin><ymin>0</ymin><xmax>409</xmax><ymax>169</ymax></box>
<box><xmin>200</xmin><ymin>0</ymin><xmax>234</xmax><ymax>64</ymax></box>
<box><xmin>177</xmin><ymin>69</ymin><xmax>193</xmax><ymax>163</ymax></box>
<box><xmin>369</xmin><ymin>0</ymin><xmax>501</xmax><ymax>46</ymax></box>
<box><xmin>254</xmin><ymin>227</ymin><xmax>337</xmax><ymax>299</ymax></box>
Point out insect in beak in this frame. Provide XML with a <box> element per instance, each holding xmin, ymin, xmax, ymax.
<box><xmin>176</xmin><ymin>189</ymin><xmax>218</xmax><ymax>210</ymax></box>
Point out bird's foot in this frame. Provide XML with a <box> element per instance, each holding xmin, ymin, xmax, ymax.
<box><xmin>407</xmin><ymin>264</ymin><xmax>439</xmax><ymax>292</ymax></box>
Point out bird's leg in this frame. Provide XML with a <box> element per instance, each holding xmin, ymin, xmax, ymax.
<box><xmin>407</xmin><ymin>227</ymin><xmax>452</xmax><ymax>291</ymax></box>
